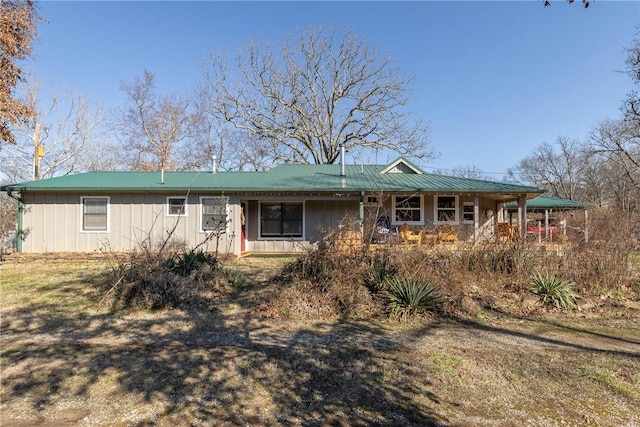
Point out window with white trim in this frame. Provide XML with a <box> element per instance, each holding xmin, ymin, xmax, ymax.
<box><xmin>81</xmin><ymin>197</ymin><xmax>109</xmax><ymax>232</ymax></box>
<box><xmin>201</xmin><ymin>196</ymin><xmax>228</xmax><ymax>232</ymax></box>
<box><xmin>434</xmin><ymin>195</ymin><xmax>458</xmax><ymax>223</ymax></box>
<box><xmin>392</xmin><ymin>195</ymin><xmax>423</xmax><ymax>225</ymax></box>
<box><xmin>260</xmin><ymin>202</ymin><xmax>303</xmax><ymax>238</ymax></box>
<box><xmin>167</xmin><ymin>197</ymin><xmax>187</xmax><ymax>216</ymax></box>
<box><xmin>463</xmin><ymin>202</ymin><xmax>474</xmax><ymax>223</ymax></box>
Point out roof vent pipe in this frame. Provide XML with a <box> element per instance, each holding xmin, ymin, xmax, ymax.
<box><xmin>212</xmin><ymin>155</ymin><xmax>217</xmax><ymax>174</ymax></box>
<box><xmin>339</xmin><ymin>143</ymin><xmax>346</xmax><ymax>177</ymax></box>
<box><xmin>160</xmin><ymin>169</ymin><xmax>165</xmax><ymax>185</ymax></box>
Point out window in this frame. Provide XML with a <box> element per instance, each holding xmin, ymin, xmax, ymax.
<box><xmin>434</xmin><ymin>195</ymin><xmax>458</xmax><ymax>223</ymax></box>
<box><xmin>364</xmin><ymin>195</ymin><xmax>381</xmax><ymax>206</ymax></box>
<box><xmin>167</xmin><ymin>197</ymin><xmax>187</xmax><ymax>216</ymax></box>
<box><xmin>81</xmin><ymin>197</ymin><xmax>109</xmax><ymax>232</ymax></box>
<box><xmin>260</xmin><ymin>202</ymin><xmax>303</xmax><ymax>238</ymax></box>
<box><xmin>392</xmin><ymin>195</ymin><xmax>423</xmax><ymax>225</ymax></box>
<box><xmin>201</xmin><ymin>196</ymin><xmax>228</xmax><ymax>232</ymax></box>
<box><xmin>463</xmin><ymin>202</ymin><xmax>475</xmax><ymax>223</ymax></box>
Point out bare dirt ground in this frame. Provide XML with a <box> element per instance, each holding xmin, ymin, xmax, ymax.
<box><xmin>1</xmin><ymin>256</ymin><xmax>639</xmax><ymax>426</ymax></box>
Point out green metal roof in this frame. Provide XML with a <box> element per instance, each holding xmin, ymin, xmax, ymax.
<box><xmin>505</xmin><ymin>195</ymin><xmax>593</xmax><ymax>210</ymax></box>
<box><xmin>1</xmin><ymin>160</ymin><xmax>545</xmax><ymax>196</ymax></box>
<box><xmin>1</xmin><ymin>170</ymin><xmax>269</xmax><ymax>192</ymax></box>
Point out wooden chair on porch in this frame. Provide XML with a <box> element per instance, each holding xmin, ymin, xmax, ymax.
<box><xmin>437</xmin><ymin>224</ymin><xmax>458</xmax><ymax>244</ymax></box>
<box><xmin>496</xmin><ymin>222</ymin><xmax>518</xmax><ymax>242</ymax></box>
<box><xmin>399</xmin><ymin>224</ymin><xmax>422</xmax><ymax>244</ymax></box>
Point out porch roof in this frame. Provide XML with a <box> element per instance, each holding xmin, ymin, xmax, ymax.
<box><xmin>504</xmin><ymin>195</ymin><xmax>593</xmax><ymax>211</ymax></box>
<box><xmin>2</xmin><ymin>162</ymin><xmax>545</xmax><ymax>197</ymax></box>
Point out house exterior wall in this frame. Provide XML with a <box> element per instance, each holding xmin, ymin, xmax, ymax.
<box><xmin>18</xmin><ymin>190</ymin><xmax>507</xmax><ymax>254</ymax></box>
<box><xmin>21</xmin><ymin>192</ymin><xmax>241</xmax><ymax>255</ymax></box>
<box><xmin>243</xmin><ymin>198</ymin><xmax>358</xmax><ymax>253</ymax></box>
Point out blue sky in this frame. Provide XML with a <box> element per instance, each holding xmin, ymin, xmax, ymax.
<box><xmin>25</xmin><ymin>1</ymin><xmax>639</xmax><ymax>176</ymax></box>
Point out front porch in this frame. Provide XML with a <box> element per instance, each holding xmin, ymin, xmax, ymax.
<box><xmin>332</xmin><ymin>224</ymin><xmax>572</xmax><ymax>255</ymax></box>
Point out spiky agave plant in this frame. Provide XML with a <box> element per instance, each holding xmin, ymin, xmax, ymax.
<box><xmin>384</xmin><ymin>276</ymin><xmax>443</xmax><ymax>320</ymax></box>
<box><xmin>223</xmin><ymin>269</ymin><xmax>246</xmax><ymax>286</ymax></box>
<box><xmin>166</xmin><ymin>249</ymin><xmax>219</xmax><ymax>277</ymax></box>
<box><xmin>528</xmin><ymin>272</ymin><xmax>579</xmax><ymax>309</ymax></box>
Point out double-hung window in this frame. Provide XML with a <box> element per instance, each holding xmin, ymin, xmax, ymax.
<box><xmin>462</xmin><ymin>202</ymin><xmax>474</xmax><ymax>223</ymax></box>
<box><xmin>392</xmin><ymin>195</ymin><xmax>423</xmax><ymax>225</ymax></box>
<box><xmin>81</xmin><ymin>196</ymin><xmax>109</xmax><ymax>232</ymax></box>
<box><xmin>434</xmin><ymin>195</ymin><xmax>459</xmax><ymax>223</ymax></box>
<box><xmin>260</xmin><ymin>202</ymin><xmax>303</xmax><ymax>238</ymax></box>
<box><xmin>167</xmin><ymin>197</ymin><xmax>187</xmax><ymax>216</ymax></box>
<box><xmin>201</xmin><ymin>196</ymin><xmax>228</xmax><ymax>232</ymax></box>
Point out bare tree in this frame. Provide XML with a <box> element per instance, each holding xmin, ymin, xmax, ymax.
<box><xmin>432</xmin><ymin>164</ymin><xmax>491</xmax><ymax>180</ymax></box>
<box><xmin>0</xmin><ymin>80</ymin><xmax>103</xmax><ymax>183</ymax></box>
<box><xmin>598</xmin><ymin>37</ymin><xmax>640</xmax><ymax>192</ymax></box>
<box><xmin>506</xmin><ymin>137</ymin><xmax>588</xmax><ymax>200</ymax></box>
<box><xmin>0</xmin><ymin>0</ymin><xmax>38</xmax><ymax>147</ymax></box>
<box><xmin>623</xmin><ymin>37</ymin><xmax>640</xmax><ymax>128</ymax></box>
<box><xmin>116</xmin><ymin>70</ymin><xmax>198</xmax><ymax>171</ymax></box>
<box><xmin>0</xmin><ymin>191</ymin><xmax>17</xmax><ymax>256</ymax></box>
<box><xmin>79</xmin><ymin>139</ymin><xmax>121</xmax><ymax>172</ymax></box>
<box><xmin>580</xmin><ymin>154</ymin><xmax>608</xmax><ymax>207</ymax></box>
<box><xmin>200</xmin><ymin>24</ymin><xmax>434</xmax><ymax>165</ymax></box>
<box><xmin>225</xmin><ymin>131</ymin><xmax>288</xmax><ymax>171</ymax></box>
<box><xmin>189</xmin><ymin>88</ymin><xmax>222</xmax><ymax>171</ymax></box>
<box><xmin>191</xmin><ymin>82</ymin><xmax>287</xmax><ymax>172</ymax></box>
<box><xmin>589</xmin><ymin>119</ymin><xmax>639</xmax><ymax>188</ymax></box>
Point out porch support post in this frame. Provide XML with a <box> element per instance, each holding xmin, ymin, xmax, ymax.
<box><xmin>7</xmin><ymin>190</ymin><xmax>23</xmax><ymax>253</ymax></box>
<box><xmin>228</xmin><ymin>195</ymin><xmax>241</xmax><ymax>257</ymax></box>
<box><xmin>584</xmin><ymin>209</ymin><xmax>589</xmax><ymax>243</ymax></box>
<box><xmin>17</xmin><ymin>199</ymin><xmax>22</xmax><ymax>253</ymax></box>
<box><xmin>473</xmin><ymin>196</ymin><xmax>480</xmax><ymax>243</ymax></box>
<box><xmin>518</xmin><ymin>195</ymin><xmax>527</xmax><ymax>240</ymax></box>
<box><xmin>545</xmin><ymin>209</ymin><xmax>550</xmax><ymax>240</ymax></box>
<box><xmin>359</xmin><ymin>191</ymin><xmax>365</xmax><ymax>226</ymax></box>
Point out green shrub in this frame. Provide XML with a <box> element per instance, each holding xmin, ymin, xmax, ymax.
<box><xmin>366</xmin><ymin>250</ymin><xmax>398</xmax><ymax>291</ymax></box>
<box><xmin>528</xmin><ymin>272</ymin><xmax>579</xmax><ymax>309</ymax></box>
<box><xmin>384</xmin><ymin>277</ymin><xmax>444</xmax><ymax>320</ymax></box>
<box><xmin>223</xmin><ymin>269</ymin><xmax>246</xmax><ymax>286</ymax></box>
<box><xmin>165</xmin><ymin>249</ymin><xmax>219</xmax><ymax>277</ymax></box>
<box><xmin>100</xmin><ymin>248</ymin><xmax>224</xmax><ymax>310</ymax></box>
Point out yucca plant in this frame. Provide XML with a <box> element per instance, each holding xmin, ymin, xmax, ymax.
<box><xmin>528</xmin><ymin>272</ymin><xmax>579</xmax><ymax>309</ymax></box>
<box><xmin>223</xmin><ymin>269</ymin><xmax>246</xmax><ymax>286</ymax></box>
<box><xmin>384</xmin><ymin>276</ymin><xmax>444</xmax><ymax>320</ymax></box>
<box><xmin>165</xmin><ymin>249</ymin><xmax>219</xmax><ymax>277</ymax></box>
<box><xmin>367</xmin><ymin>251</ymin><xmax>398</xmax><ymax>291</ymax></box>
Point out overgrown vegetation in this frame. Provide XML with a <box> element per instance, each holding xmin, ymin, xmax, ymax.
<box><xmin>164</xmin><ymin>249</ymin><xmax>220</xmax><ymax>277</ymax></box>
<box><xmin>528</xmin><ymin>272</ymin><xmax>578</xmax><ymax>310</ymax></box>
<box><xmin>99</xmin><ymin>239</ymin><xmax>233</xmax><ymax>310</ymax></box>
<box><xmin>95</xmin><ymin>211</ymin><xmax>245</xmax><ymax>310</ymax></box>
<box><xmin>272</xmin><ymin>211</ymin><xmax>640</xmax><ymax>321</ymax></box>
<box><xmin>93</xmin><ymin>207</ymin><xmax>638</xmax><ymax>320</ymax></box>
<box><xmin>384</xmin><ymin>277</ymin><xmax>443</xmax><ymax>320</ymax></box>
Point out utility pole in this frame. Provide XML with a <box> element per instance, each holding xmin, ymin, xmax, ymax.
<box><xmin>33</xmin><ymin>122</ymin><xmax>43</xmax><ymax>180</ymax></box>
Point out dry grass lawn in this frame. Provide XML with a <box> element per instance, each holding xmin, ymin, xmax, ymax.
<box><xmin>1</xmin><ymin>255</ymin><xmax>639</xmax><ymax>426</ymax></box>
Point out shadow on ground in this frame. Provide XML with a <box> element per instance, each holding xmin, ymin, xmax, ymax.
<box><xmin>1</xmin><ymin>292</ymin><xmax>446</xmax><ymax>426</ymax></box>
<box><xmin>2</xmin><ymin>261</ymin><xmax>639</xmax><ymax>426</ymax></box>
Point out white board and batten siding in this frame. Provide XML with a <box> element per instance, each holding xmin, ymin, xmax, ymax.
<box><xmin>243</xmin><ymin>198</ymin><xmax>359</xmax><ymax>253</ymax></box>
<box><xmin>21</xmin><ymin>192</ymin><xmax>241</xmax><ymax>255</ymax></box>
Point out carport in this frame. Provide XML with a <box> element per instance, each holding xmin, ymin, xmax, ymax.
<box><xmin>504</xmin><ymin>195</ymin><xmax>593</xmax><ymax>242</ymax></box>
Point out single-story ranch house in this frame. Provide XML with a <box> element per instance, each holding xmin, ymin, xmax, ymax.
<box><xmin>1</xmin><ymin>158</ymin><xmax>545</xmax><ymax>256</ymax></box>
